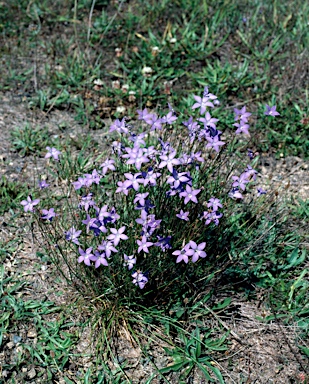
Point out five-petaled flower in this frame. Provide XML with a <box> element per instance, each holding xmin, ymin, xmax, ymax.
<box><xmin>264</xmin><ymin>104</ymin><xmax>280</xmax><ymax>116</ymax></box>
<box><xmin>187</xmin><ymin>241</ymin><xmax>207</xmax><ymax>262</ymax></box>
<box><xmin>137</xmin><ymin>236</ymin><xmax>154</xmax><ymax>253</ymax></box>
<box><xmin>78</xmin><ymin>247</ymin><xmax>96</xmax><ymax>266</ymax></box>
<box><xmin>21</xmin><ymin>196</ymin><xmax>40</xmax><ymax>212</ymax></box>
<box><xmin>180</xmin><ymin>185</ymin><xmax>201</xmax><ymax>204</ymax></box>
<box><xmin>107</xmin><ymin>226</ymin><xmax>128</xmax><ymax>246</ymax></box>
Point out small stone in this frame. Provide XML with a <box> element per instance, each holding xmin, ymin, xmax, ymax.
<box><xmin>13</xmin><ymin>335</ymin><xmax>22</xmax><ymax>344</ymax></box>
<box><xmin>27</xmin><ymin>367</ymin><xmax>36</xmax><ymax>379</ymax></box>
<box><xmin>27</xmin><ymin>330</ymin><xmax>37</xmax><ymax>338</ymax></box>
<box><xmin>6</xmin><ymin>341</ymin><xmax>14</xmax><ymax>349</ymax></box>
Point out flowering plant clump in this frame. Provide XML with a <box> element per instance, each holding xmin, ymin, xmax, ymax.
<box><xmin>23</xmin><ymin>88</ymin><xmax>279</xmax><ymax>306</ymax></box>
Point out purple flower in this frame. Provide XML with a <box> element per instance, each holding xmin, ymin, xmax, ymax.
<box><xmin>97</xmin><ymin>205</ymin><xmax>110</xmax><ymax>223</ymax></box>
<box><xmin>243</xmin><ymin>165</ymin><xmax>258</xmax><ymax>182</ymax></box>
<box><xmin>82</xmin><ymin>214</ymin><xmax>97</xmax><ymax>233</ymax></box>
<box><xmin>132</xmin><ymin>271</ymin><xmax>148</xmax><ymax>289</ymax></box>
<box><xmin>79</xmin><ymin>193</ymin><xmax>96</xmax><ymax>212</ymax></box>
<box><xmin>41</xmin><ymin>208</ymin><xmax>57</xmax><ymax>221</ymax></box>
<box><xmin>72</xmin><ymin>177</ymin><xmax>85</xmax><ymax>190</ymax></box>
<box><xmin>124</xmin><ymin>254</ymin><xmax>136</xmax><ymax>270</ymax></box>
<box><xmin>38</xmin><ymin>180</ymin><xmax>49</xmax><ymax>189</ymax></box>
<box><xmin>247</xmin><ymin>149</ymin><xmax>255</xmax><ymax>160</ymax></box>
<box><xmin>155</xmin><ymin>236</ymin><xmax>172</xmax><ymax>251</ymax></box>
<box><xmin>198</xmin><ymin>112</ymin><xmax>219</xmax><ymax>129</ymax></box>
<box><xmin>98</xmin><ymin>240</ymin><xmax>117</xmax><ymax>258</ymax></box>
<box><xmin>78</xmin><ymin>247</ymin><xmax>96</xmax><ymax>266</ymax></box>
<box><xmin>137</xmin><ymin>236</ymin><xmax>153</xmax><ymax>253</ymax></box>
<box><xmin>112</xmin><ymin>141</ymin><xmax>123</xmax><ymax>156</ymax></box>
<box><xmin>180</xmin><ymin>185</ymin><xmax>201</xmax><ymax>204</ymax></box>
<box><xmin>134</xmin><ymin>192</ymin><xmax>149</xmax><ymax>207</ymax></box>
<box><xmin>207</xmin><ymin>197</ymin><xmax>222</xmax><ymax>211</ymax></box>
<box><xmin>203</xmin><ymin>211</ymin><xmax>222</xmax><ymax>226</ymax></box>
<box><xmin>124</xmin><ymin>147</ymin><xmax>149</xmax><ymax>170</ymax></box>
<box><xmin>107</xmin><ymin>207</ymin><xmax>120</xmax><ymax>224</ymax></box>
<box><xmin>257</xmin><ymin>187</ymin><xmax>267</xmax><ymax>196</ymax></box>
<box><xmin>116</xmin><ymin>180</ymin><xmax>131</xmax><ymax>195</ymax></box>
<box><xmin>142</xmin><ymin>168</ymin><xmax>161</xmax><ymax>187</ymax></box>
<box><xmin>233</xmin><ymin>120</ymin><xmax>250</xmax><ymax>135</ymax></box>
<box><xmin>45</xmin><ymin>147</ymin><xmax>61</xmax><ymax>161</ymax></box>
<box><xmin>172</xmin><ymin>243</ymin><xmax>191</xmax><ymax>264</ymax></box>
<box><xmin>107</xmin><ymin>226</ymin><xmax>128</xmax><ymax>246</ymax></box>
<box><xmin>192</xmin><ymin>87</ymin><xmax>217</xmax><ymax>114</ymax></box>
<box><xmin>232</xmin><ymin>174</ymin><xmax>249</xmax><ymax>191</ymax></box>
<box><xmin>187</xmin><ymin>241</ymin><xmax>207</xmax><ymax>262</ymax></box>
<box><xmin>124</xmin><ymin>172</ymin><xmax>143</xmax><ymax>191</ymax></box>
<box><xmin>129</xmin><ymin>132</ymin><xmax>146</xmax><ymax>147</ymax></box>
<box><xmin>167</xmin><ymin>169</ymin><xmax>191</xmax><ymax>189</ymax></box>
<box><xmin>65</xmin><ymin>227</ymin><xmax>82</xmax><ymax>245</ymax></box>
<box><xmin>137</xmin><ymin>108</ymin><xmax>153</xmax><ymax>122</ymax></box>
<box><xmin>183</xmin><ymin>117</ymin><xmax>199</xmax><ymax>142</ymax></box>
<box><xmin>109</xmin><ymin>118</ymin><xmax>128</xmax><ymax>134</ymax></box>
<box><xmin>264</xmin><ymin>105</ymin><xmax>280</xmax><ymax>116</ymax></box>
<box><xmin>162</xmin><ymin>111</ymin><xmax>177</xmax><ymax>124</ymax></box>
<box><xmin>228</xmin><ymin>188</ymin><xmax>244</xmax><ymax>200</ymax></box>
<box><xmin>176</xmin><ymin>209</ymin><xmax>189</xmax><ymax>221</ymax></box>
<box><xmin>148</xmin><ymin>113</ymin><xmax>163</xmax><ymax>131</ymax></box>
<box><xmin>159</xmin><ymin>151</ymin><xmax>181</xmax><ymax>173</ymax></box>
<box><xmin>100</xmin><ymin>159</ymin><xmax>116</xmax><ymax>175</ymax></box>
<box><xmin>234</xmin><ymin>106</ymin><xmax>251</xmax><ymax>122</ymax></box>
<box><xmin>206</xmin><ymin>135</ymin><xmax>225</xmax><ymax>152</ymax></box>
<box><xmin>93</xmin><ymin>250</ymin><xmax>109</xmax><ymax>268</ymax></box>
<box><xmin>21</xmin><ymin>196</ymin><xmax>40</xmax><ymax>212</ymax></box>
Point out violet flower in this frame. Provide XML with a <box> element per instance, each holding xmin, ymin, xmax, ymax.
<box><xmin>45</xmin><ymin>147</ymin><xmax>61</xmax><ymax>161</ymax></box>
<box><xmin>234</xmin><ymin>106</ymin><xmax>251</xmax><ymax>122</ymax></box>
<box><xmin>206</xmin><ymin>135</ymin><xmax>225</xmax><ymax>152</ymax></box>
<box><xmin>192</xmin><ymin>86</ymin><xmax>217</xmax><ymax>114</ymax></box>
<box><xmin>172</xmin><ymin>243</ymin><xmax>191</xmax><ymax>264</ymax></box>
<box><xmin>257</xmin><ymin>187</ymin><xmax>267</xmax><ymax>196</ymax></box>
<box><xmin>132</xmin><ymin>271</ymin><xmax>148</xmax><ymax>289</ymax></box>
<box><xmin>228</xmin><ymin>188</ymin><xmax>244</xmax><ymax>200</ymax></box>
<box><xmin>162</xmin><ymin>111</ymin><xmax>177</xmax><ymax>124</ymax></box>
<box><xmin>21</xmin><ymin>196</ymin><xmax>40</xmax><ymax>212</ymax></box>
<box><xmin>38</xmin><ymin>180</ymin><xmax>49</xmax><ymax>189</ymax></box>
<box><xmin>100</xmin><ymin>159</ymin><xmax>116</xmax><ymax>175</ymax></box>
<box><xmin>78</xmin><ymin>247</ymin><xmax>96</xmax><ymax>266</ymax></box>
<box><xmin>134</xmin><ymin>193</ymin><xmax>149</xmax><ymax>207</ymax></box>
<box><xmin>109</xmin><ymin>118</ymin><xmax>128</xmax><ymax>134</ymax></box>
<box><xmin>187</xmin><ymin>241</ymin><xmax>207</xmax><ymax>262</ymax></box>
<box><xmin>65</xmin><ymin>227</ymin><xmax>82</xmax><ymax>245</ymax></box>
<box><xmin>159</xmin><ymin>151</ymin><xmax>181</xmax><ymax>173</ymax></box>
<box><xmin>124</xmin><ymin>254</ymin><xmax>136</xmax><ymax>270</ymax></box>
<box><xmin>98</xmin><ymin>240</ymin><xmax>118</xmax><ymax>258</ymax></box>
<box><xmin>265</xmin><ymin>105</ymin><xmax>280</xmax><ymax>116</ymax></box>
<box><xmin>124</xmin><ymin>172</ymin><xmax>143</xmax><ymax>191</ymax></box>
<box><xmin>137</xmin><ymin>236</ymin><xmax>154</xmax><ymax>253</ymax></box>
<box><xmin>176</xmin><ymin>210</ymin><xmax>189</xmax><ymax>221</ymax></box>
<box><xmin>233</xmin><ymin>121</ymin><xmax>250</xmax><ymax>135</ymax></box>
<box><xmin>93</xmin><ymin>250</ymin><xmax>109</xmax><ymax>268</ymax></box>
<box><xmin>207</xmin><ymin>197</ymin><xmax>222</xmax><ymax>211</ymax></box>
<box><xmin>107</xmin><ymin>226</ymin><xmax>128</xmax><ymax>246</ymax></box>
<box><xmin>41</xmin><ymin>208</ymin><xmax>57</xmax><ymax>221</ymax></box>
<box><xmin>180</xmin><ymin>185</ymin><xmax>201</xmax><ymax>204</ymax></box>
<box><xmin>198</xmin><ymin>112</ymin><xmax>219</xmax><ymax>129</ymax></box>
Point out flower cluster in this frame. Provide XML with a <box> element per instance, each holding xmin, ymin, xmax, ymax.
<box><xmin>22</xmin><ymin>89</ymin><xmax>279</xmax><ymax>292</ymax></box>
